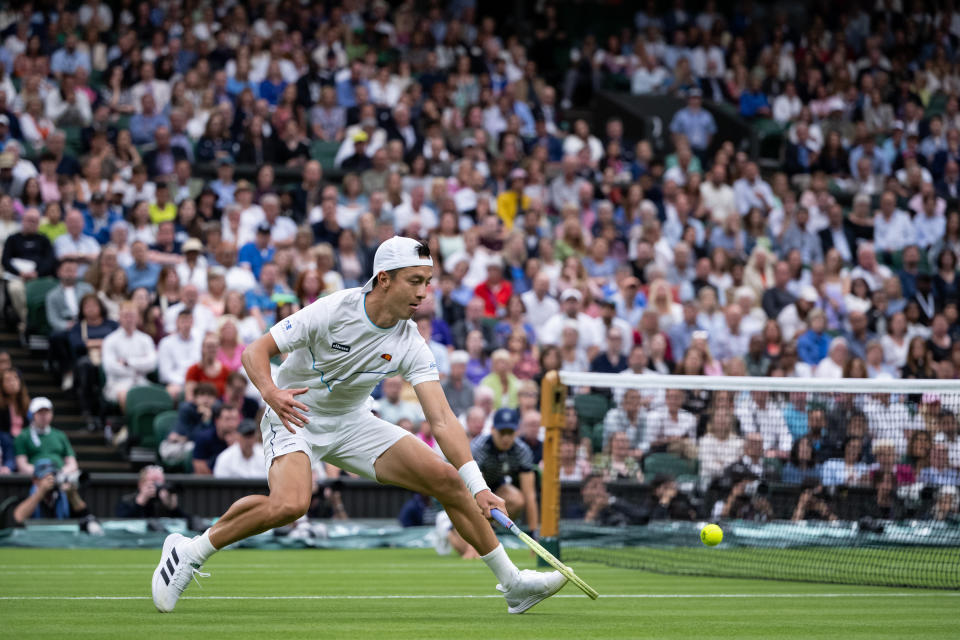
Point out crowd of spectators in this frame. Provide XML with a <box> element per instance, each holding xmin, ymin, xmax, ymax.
<box><xmin>0</xmin><ymin>1</ymin><xmax>958</xmax><ymax>527</ymax></box>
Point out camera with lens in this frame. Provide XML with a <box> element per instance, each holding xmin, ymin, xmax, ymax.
<box><xmin>56</xmin><ymin>469</ymin><xmax>87</xmax><ymax>488</ymax></box>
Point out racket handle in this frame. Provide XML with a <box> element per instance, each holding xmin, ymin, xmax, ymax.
<box><xmin>490</xmin><ymin>508</ymin><xmax>514</xmax><ymax>530</ymax></box>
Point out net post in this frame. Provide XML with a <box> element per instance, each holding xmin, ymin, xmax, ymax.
<box><xmin>539</xmin><ymin>370</ymin><xmax>566</xmax><ymax>565</ymax></box>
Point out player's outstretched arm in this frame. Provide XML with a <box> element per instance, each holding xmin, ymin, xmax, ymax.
<box><xmin>241</xmin><ymin>333</ymin><xmax>310</xmax><ymax>433</ymax></box>
<box><xmin>415</xmin><ymin>380</ymin><xmax>507</xmax><ymax>518</ymax></box>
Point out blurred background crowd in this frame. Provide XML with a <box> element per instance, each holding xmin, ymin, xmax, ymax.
<box><xmin>0</xmin><ymin>0</ymin><xmax>958</xmax><ymax>529</ymax></box>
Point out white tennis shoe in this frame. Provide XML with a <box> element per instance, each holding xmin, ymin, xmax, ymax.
<box><xmin>497</xmin><ymin>569</ymin><xmax>567</xmax><ymax>614</ymax></box>
<box><xmin>152</xmin><ymin>533</ymin><xmax>209</xmax><ymax>613</ymax></box>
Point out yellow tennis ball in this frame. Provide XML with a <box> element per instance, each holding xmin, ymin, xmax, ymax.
<box><xmin>700</xmin><ymin>524</ymin><xmax>723</xmax><ymax>547</ymax></box>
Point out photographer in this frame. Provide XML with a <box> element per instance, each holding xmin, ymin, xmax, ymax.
<box><xmin>716</xmin><ymin>464</ymin><xmax>775</xmax><ymax>522</ymax></box>
<box><xmin>576</xmin><ymin>473</ymin><xmax>648</xmax><ymax>526</ymax></box>
<box><xmin>116</xmin><ymin>465</ymin><xmax>186</xmax><ymax>518</ymax></box>
<box><xmin>792</xmin><ymin>477</ymin><xmax>838</xmax><ymax>522</ymax></box>
<box><xmin>11</xmin><ymin>458</ymin><xmax>100</xmax><ymax>533</ymax></box>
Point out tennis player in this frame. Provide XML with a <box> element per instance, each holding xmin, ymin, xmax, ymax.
<box><xmin>152</xmin><ymin>236</ymin><xmax>566</xmax><ymax>614</ymax></box>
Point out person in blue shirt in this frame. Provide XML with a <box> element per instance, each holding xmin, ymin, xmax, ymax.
<box><xmin>335</xmin><ymin>60</ymin><xmax>369</xmax><ymax>108</ymax></box>
<box><xmin>739</xmin><ymin>75</ymin><xmax>771</xmax><ymax>119</ymax></box>
<box><xmin>82</xmin><ymin>193</ymin><xmax>122</xmax><ymax>245</ymax></box>
<box><xmin>192</xmin><ymin>404</ymin><xmax>241</xmax><ymax>475</ymax></box>
<box><xmin>129</xmin><ymin>94</ymin><xmax>170</xmax><ymax>146</ymax></box>
<box><xmin>125</xmin><ymin>240</ymin><xmax>161</xmax><ymax>291</ymax></box>
<box><xmin>782</xmin><ymin>436</ymin><xmax>822</xmax><ymax>485</ymax></box>
<box><xmin>50</xmin><ymin>34</ymin><xmax>92</xmax><ymax>77</ymax></box>
<box><xmin>257</xmin><ymin>61</ymin><xmax>287</xmax><ymax>106</ymax></box>
<box><xmin>238</xmin><ymin>224</ymin><xmax>275</xmax><ymax>280</ymax></box>
<box><xmin>244</xmin><ymin>261</ymin><xmax>290</xmax><ymax>327</ymax></box>
<box><xmin>796</xmin><ymin>310</ymin><xmax>831</xmax><ymax>365</ymax></box>
<box><xmin>668</xmin><ymin>89</ymin><xmax>716</xmax><ymax>153</ymax></box>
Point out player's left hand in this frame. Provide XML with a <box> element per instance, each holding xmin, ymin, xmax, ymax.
<box><xmin>474</xmin><ymin>489</ymin><xmax>506</xmax><ymax>519</ymax></box>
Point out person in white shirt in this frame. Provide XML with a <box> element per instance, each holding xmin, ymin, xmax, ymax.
<box><xmin>520</xmin><ymin>272</ymin><xmax>559</xmax><ymax>329</ymax></box>
<box><xmin>538</xmin><ymin>289</ymin><xmax>602</xmax><ymax>360</ymax></box>
<box><xmin>814</xmin><ymin>337</ymin><xmax>848</xmax><ymax>378</ymax></box>
<box><xmin>733</xmin><ymin>162</ymin><xmax>776</xmax><ymax>216</ymax></box>
<box><xmin>163</xmin><ymin>285</ymin><xmax>216</xmax><ymax>341</ymax></box>
<box><xmin>913</xmin><ymin>192</ymin><xmax>946</xmax><ymax>250</ymax></box>
<box><xmin>213</xmin><ymin>420</ymin><xmax>267</xmax><ymax>479</ymax></box>
<box><xmin>873</xmin><ymin>191</ymin><xmax>916</xmax><ymax>253</ymax></box>
<box><xmin>237</xmin><ymin>193</ymin><xmax>297</xmax><ymax>248</ymax></box>
<box><xmin>643</xmin><ymin>389</ymin><xmax>697</xmax><ymax>454</ymax></box>
<box><xmin>734</xmin><ymin>391</ymin><xmax>793</xmax><ymax>458</ymax></box>
<box><xmin>151</xmin><ymin>236</ymin><xmax>565</xmax><ymax>615</ymax></box>
<box><xmin>392</xmin><ymin>185</ymin><xmax>437</xmax><ymax>237</ymax></box>
<box><xmin>156</xmin><ymin>310</ymin><xmax>202</xmax><ymax>400</ymax></box>
<box><xmin>562</xmin><ymin>119</ymin><xmax>604</xmax><ymax>165</ymax></box>
<box><xmin>862</xmin><ymin>394</ymin><xmax>912</xmax><ymax>456</ymax></box>
<box><xmin>102</xmin><ymin>302</ymin><xmax>158</xmax><ymax>410</ymax></box>
<box><xmin>849</xmin><ymin>242</ymin><xmax>893</xmax><ymax>292</ymax></box>
<box><xmin>698</xmin><ymin>407</ymin><xmax>744</xmax><ymax>491</ymax></box>
<box><xmin>699</xmin><ymin>163</ymin><xmax>737</xmax><ymax>224</ymax></box>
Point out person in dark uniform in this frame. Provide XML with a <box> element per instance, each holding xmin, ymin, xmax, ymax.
<box><xmin>471</xmin><ymin>408</ymin><xmax>539</xmax><ymax>533</ymax></box>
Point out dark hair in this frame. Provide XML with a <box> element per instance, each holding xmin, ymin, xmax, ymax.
<box><xmin>194</xmin><ymin>382</ymin><xmax>218</xmax><ymax>398</ymax></box>
<box><xmin>0</xmin><ymin>369</ymin><xmax>29</xmax><ymax>417</ymax></box>
<box><xmin>790</xmin><ymin>436</ymin><xmax>814</xmax><ymax>467</ymax></box>
<box><xmin>79</xmin><ymin>292</ymin><xmax>107</xmax><ymax>322</ymax></box>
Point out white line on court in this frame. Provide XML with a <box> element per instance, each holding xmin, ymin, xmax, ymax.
<box><xmin>1</xmin><ymin>593</ymin><xmax>958</xmax><ymax>601</ymax></box>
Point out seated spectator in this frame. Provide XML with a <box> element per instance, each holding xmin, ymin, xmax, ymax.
<box><xmin>46</xmin><ymin>258</ymin><xmax>95</xmax><ymax>388</ymax></box>
<box><xmin>10</xmin><ymin>458</ymin><xmax>99</xmax><ymax>532</ymax></box>
<box><xmin>643</xmin><ymin>388</ymin><xmax>697</xmax><ymax>457</ymax></box>
<box><xmin>115</xmin><ymin>465</ymin><xmax>186</xmax><ymax>518</ymax></box>
<box><xmin>815</xmin><ymin>336</ymin><xmax>849</xmax><ymax>379</ymax></box>
<box><xmin>185</xmin><ymin>332</ymin><xmax>231</xmax><ymax>401</ymax></box>
<box><xmin>471</xmin><ymin>408</ymin><xmax>538</xmax><ymax>530</ymax></box>
<box><xmin>558</xmin><ymin>438</ymin><xmax>593</xmax><ymax>482</ymax></box>
<box><xmin>918</xmin><ymin>443</ymin><xmax>960</xmax><ymax>487</ymax></box>
<box><xmin>13</xmin><ymin>397</ymin><xmax>78</xmax><ymax>475</ymax></box>
<box><xmin>929</xmin><ymin>486</ymin><xmax>960</xmax><ymax>522</ymax></box>
<box><xmin>213</xmin><ymin>419</ymin><xmax>266</xmax><ymax>479</ymax></box>
<box><xmin>601</xmin><ymin>388</ymin><xmax>646</xmax><ymax>455</ymax></box>
<box><xmin>821</xmin><ymin>436</ymin><xmax>870</xmax><ymax>487</ymax></box>
<box><xmin>597</xmin><ymin>431</ymin><xmax>644</xmax><ymax>482</ymax></box>
<box><xmin>474</xmin><ymin>258</ymin><xmax>512</xmax><ymax>318</ymax></box>
<box><xmin>796</xmin><ymin>309</ymin><xmax>830</xmax><ymax>366</ymax></box>
<box><xmin>480</xmin><ymin>349</ymin><xmax>520</xmax><ymax>410</ymax></box>
<box><xmin>735</xmin><ymin>390</ymin><xmax>793</xmax><ymax>458</ymax></box>
<box><xmin>378</xmin><ymin>376</ymin><xmax>424</xmax><ymax>425</ymax></box>
<box><xmin>464</xmin><ymin>330</ymin><xmax>491</xmax><ymax>385</ymax></box>
<box><xmin>442</xmin><ymin>351</ymin><xmax>475</xmax><ymax>418</ymax></box>
<box><xmin>645</xmin><ymin>473</ymin><xmax>696</xmax><ymax>521</ymax></box>
<box><xmin>517</xmin><ymin>410</ymin><xmax>544</xmax><ymax>466</ymax></box>
<box><xmin>2</xmin><ymin>207</ymin><xmax>56</xmax><ymax>326</ymax></box>
<box><xmin>101</xmin><ymin>302</ymin><xmax>157</xmax><ymax>411</ymax></box>
<box><xmin>791</xmin><ymin>478</ymin><xmax>838</xmax><ymax>522</ymax></box>
<box><xmin>174</xmin><ymin>382</ymin><xmax>218</xmax><ymax>440</ymax></box>
<box><xmin>577</xmin><ymin>473</ymin><xmax>647</xmax><ymax>525</ymax></box>
<box><xmin>781</xmin><ymin>436</ymin><xmax>822</xmax><ymax>485</ymax></box>
<box><xmin>192</xmin><ymin>404</ymin><xmax>241</xmax><ymax>475</ymax></box>
<box><xmin>698</xmin><ymin>405</ymin><xmax>744</xmax><ymax>490</ymax></box>
<box><xmin>156</xmin><ymin>310</ymin><xmax>201</xmax><ymax>400</ymax></box>
<box><xmin>67</xmin><ymin>293</ymin><xmax>117</xmax><ymax>428</ymax></box>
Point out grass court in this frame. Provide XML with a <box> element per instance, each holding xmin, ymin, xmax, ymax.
<box><xmin>1</xmin><ymin>547</ymin><xmax>958</xmax><ymax>639</ymax></box>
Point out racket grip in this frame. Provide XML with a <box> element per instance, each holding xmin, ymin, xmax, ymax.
<box><xmin>490</xmin><ymin>508</ymin><xmax>514</xmax><ymax>530</ymax></box>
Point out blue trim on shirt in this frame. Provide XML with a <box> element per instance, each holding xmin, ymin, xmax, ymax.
<box><xmin>361</xmin><ymin>292</ymin><xmax>397</xmax><ymax>331</ymax></box>
<box><xmin>307</xmin><ymin>345</ymin><xmax>398</xmax><ymax>392</ymax></box>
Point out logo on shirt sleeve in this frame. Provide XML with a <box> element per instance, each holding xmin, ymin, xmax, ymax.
<box><xmin>282</xmin><ymin>319</ymin><xmax>293</xmax><ymax>331</ymax></box>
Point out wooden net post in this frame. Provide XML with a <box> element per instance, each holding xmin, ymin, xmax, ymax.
<box><xmin>538</xmin><ymin>370</ymin><xmax>567</xmax><ymax>563</ymax></box>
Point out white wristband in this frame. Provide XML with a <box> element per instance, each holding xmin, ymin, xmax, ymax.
<box><xmin>458</xmin><ymin>460</ymin><xmax>489</xmax><ymax>497</ymax></box>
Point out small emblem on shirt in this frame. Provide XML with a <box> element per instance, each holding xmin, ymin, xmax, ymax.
<box><xmin>380</xmin><ymin>353</ymin><xmax>392</xmax><ymax>361</ymax></box>
<box><xmin>428</xmin><ymin>362</ymin><xmax>438</xmax><ymax>369</ymax></box>
<box><xmin>331</xmin><ymin>342</ymin><xmax>351</xmax><ymax>353</ymax></box>
<box><xmin>282</xmin><ymin>319</ymin><xmax>293</xmax><ymax>331</ymax></box>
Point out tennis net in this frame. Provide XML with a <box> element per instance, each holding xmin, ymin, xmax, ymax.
<box><xmin>549</xmin><ymin>373</ymin><xmax>960</xmax><ymax>589</ymax></box>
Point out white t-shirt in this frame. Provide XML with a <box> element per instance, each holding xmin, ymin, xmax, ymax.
<box><xmin>213</xmin><ymin>443</ymin><xmax>267</xmax><ymax>479</ymax></box>
<box><xmin>270</xmin><ymin>288</ymin><xmax>440</xmax><ymax>416</ymax></box>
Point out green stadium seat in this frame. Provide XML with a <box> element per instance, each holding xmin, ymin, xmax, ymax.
<box><xmin>574</xmin><ymin>394</ymin><xmax>609</xmax><ymax>426</ymax></box>
<box><xmin>25</xmin><ymin>276</ymin><xmax>58</xmax><ymax>335</ymax></box>
<box><xmin>125</xmin><ymin>385</ymin><xmax>173</xmax><ymax>449</ymax></box>
<box><xmin>62</xmin><ymin>126</ymin><xmax>84</xmax><ymax>156</ymax></box>
<box><xmin>152</xmin><ymin>410</ymin><xmax>179</xmax><ymax>445</ymax></box>
<box><xmin>643</xmin><ymin>452</ymin><xmax>697</xmax><ymax>478</ymax></box>
<box><xmin>310</xmin><ymin>140</ymin><xmax>340</xmax><ymax>173</ymax></box>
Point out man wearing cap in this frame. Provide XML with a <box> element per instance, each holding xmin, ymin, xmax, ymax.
<box><xmin>474</xmin><ymin>257</ymin><xmax>513</xmax><ymax>318</ymax></box>
<box><xmin>213</xmin><ymin>419</ymin><xmax>267</xmax><ymax>479</ymax></box>
<box><xmin>442</xmin><ymin>350</ymin><xmax>475</xmax><ymax>418</ymax></box>
<box><xmin>83</xmin><ymin>191</ymin><xmax>122</xmax><ymax>245</ymax></box>
<box><xmin>13</xmin><ymin>398</ymin><xmax>78</xmax><ymax>476</ymax></box>
<box><xmin>238</xmin><ymin>222</ymin><xmax>276</xmax><ymax>280</ymax></box>
<box><xmin>152</xmin><ymin>236</ymin><xmax>566</xmax><ymax>614</ymax></box>
<box><xmin>470</xmin><ymin>408</ymin><xmax>539</xmax><ymax>534</ymax></box>
<box><xmin>177</xmin><ymin>237</ymin><xmax>209</xmax><ymax>291</ymax></box>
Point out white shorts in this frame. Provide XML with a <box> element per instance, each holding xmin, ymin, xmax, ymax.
<box><xmin>259</xmin><ymin>405</ymin><xmax>413</xmax><ymax>480</ymax></box>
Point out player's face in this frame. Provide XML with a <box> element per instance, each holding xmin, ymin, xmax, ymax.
<box><xmin>386</xmin><ymin>266</ymin><xmax>433</xmax><ymax>319</ymax></box>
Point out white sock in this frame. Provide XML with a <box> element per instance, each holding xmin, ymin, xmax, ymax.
<box><xmin>184</xmin><ymin>529</ymin><xmax>218</xmax><ymax>565</ymax></box>
<box><xmin>482</xmin><ymin>543</ymin><xmax>520</xmax><ymax>587</ymax></box>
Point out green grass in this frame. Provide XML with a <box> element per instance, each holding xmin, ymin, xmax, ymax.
<box><xmin>0</xmin><ymin>547</ymin><xmax>958</xmax><ymax>639</ymax></box>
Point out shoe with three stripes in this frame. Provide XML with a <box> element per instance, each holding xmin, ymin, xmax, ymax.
<box><xmin>152</xmin><ymin>533</ymin><xmax>209</xmax><ymax>612</ymax></box>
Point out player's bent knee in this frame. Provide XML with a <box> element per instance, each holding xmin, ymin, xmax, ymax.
<box><xmin>268</xmin><ymin>495</ymin><xmax>310</xmax><ymax>526</ymax></box>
